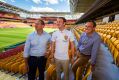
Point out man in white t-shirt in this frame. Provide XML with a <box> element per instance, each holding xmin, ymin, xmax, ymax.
<box><xmin>50</xmin><ymin>17</ymin><xmax>75</xmax><ymax>80</ymax></box>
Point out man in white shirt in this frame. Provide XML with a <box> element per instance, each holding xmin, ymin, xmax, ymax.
<box><xmin>50</xmin><ymin>17</ymin><xmax>75</xmax><ymax>80</ymax></box>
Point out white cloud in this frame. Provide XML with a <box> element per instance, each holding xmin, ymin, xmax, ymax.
<box><xmin>30</xmin><ymin>6</ymin><xmax>56</xmax><ymax>12</ymax></box>
<box><xmin>43</xmin><ymin>0</ymin><xmax>59</xmax><ymax>4</ymax></box>
<box><xmin>32</xmin><ymin>0</ymin><xmax>41</xmax><ymax>4</ymax></box>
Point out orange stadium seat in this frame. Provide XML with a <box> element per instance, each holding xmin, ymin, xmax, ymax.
<box><xmin>46</xmin><ymin>64</ymin><xmax>56</xmax><ymax>80</ymax></box>
<box><xmin>19</xmin><ymin>63</ymin><xmax>27</xmax><ymax>74</ymax></box>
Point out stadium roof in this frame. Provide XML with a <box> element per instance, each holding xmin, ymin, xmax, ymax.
<box><xmin>70</xmin><ymin>0</ymin><xmax>95</xmax><ymax>13</ymax></box>
<box><xmin>1</xmin><ymin>0</ymin><xmax>70</xmax><ymax>12</ymax></box>
<box><xmin>0</xmin><ymin>1</ymin><xmax>28</xmax><ymax>12</ymax></box>
<box><xmin>0</xmin><ymin>1</ymin><xmax>70</xmax><ymax>15</ymax></box>
<box><xmin>76</xmin><ymin>0</ymin><xmax>119</xmax><ymax>24</ymax></box>
<box><xmin>0</xmin><ymin>1</ymin><xmax>70</xmax><ymax>17</ymax></box>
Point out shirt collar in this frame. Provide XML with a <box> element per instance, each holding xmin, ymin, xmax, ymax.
<box><xmin>86</xmin><ymin>32</ymin><xmax>96</xmax><ymax>38</ymax></box>
<box><xmin>59</xmin><ymin>29</ymin><xmax>66</xmax><ymax>33</ymax></box>
<box><xmin>34</xmin><ymin>31</ymin><xmax>45</xmax><ymax>35</ymax></box>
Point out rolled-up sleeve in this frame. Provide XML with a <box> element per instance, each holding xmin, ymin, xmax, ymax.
<box><xmin>91</xmin><ymin>37</ymin><xmax>101</xmax><ymax>65</ymax></box>
<box><xmin>23</xmin><ymin>35</ymin><xmax>31</xmax><ymax>58</ymax></box>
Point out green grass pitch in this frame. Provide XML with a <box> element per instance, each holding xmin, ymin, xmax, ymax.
<box><xmin>0</xmin><ymin>27</ymin><xmax>57</xmax><ymax>49</ymax></box>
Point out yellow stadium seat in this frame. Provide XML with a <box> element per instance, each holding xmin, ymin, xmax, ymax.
<box><xmin>11</xmin><ymin>62</ymin><xmax>21</xmax><ymax>73</ymax></box>
<box><xmin>116</xmin><ymin>54</ymin><xmax>119</xmax><ymax>67</ymax></box>
<box><xmin>4</xmin><ymin>61</ymin><xmax>15</xmax><ymax>71</ymax></box>
<box><xmin>82</xmin><ymin>66</ymin><xmax>92</xmax><ymax>80</ymax></box>
<box><xmin>102</xmin><ymin>34</ymin><xmax>107</xmax><ymax>42</ymax></box>
<box><xmin>19</xmin><ymin>63</ymin><xmax>27</xmax><ymax>74</ymax></box>
<box><xmin>113</xmin><ymin>48</ymin><xmax>119</xmax><ymax>64</ymax></box>
<box><xmin>104</xmin><ymin>35</ymin><xmax>111</xmax><ymax>44</ymax></box>
<box><xmin>76</xmin><ymin>67</ymin><xmax>82</xmax><ymax>80</ymax></box>
<box><xmin>46</xmin><ymin>64</ymin><xmax>56</xmax><ymax>80</ymax></box>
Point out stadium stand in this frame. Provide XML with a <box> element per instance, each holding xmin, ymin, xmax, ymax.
<box><xmin>0</xmin><ymin>21</ymin><xmax>31</xmax><ymax>28</ymax></box>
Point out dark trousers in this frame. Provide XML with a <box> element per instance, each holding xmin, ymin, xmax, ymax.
<box><xmin>28</xmin><ymin>56</ymin><xmax>47</xmax><ymax>80</ymax></box>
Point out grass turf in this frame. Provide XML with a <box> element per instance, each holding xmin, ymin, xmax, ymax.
<box><xmin>0</xmin><ymin>27</ymin><xmax>57</xmax><ymax>49</ymax></box>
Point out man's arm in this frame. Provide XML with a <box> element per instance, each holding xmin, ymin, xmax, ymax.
<box><xmin>70</xmin><ymin>41</ymin><xmax>74</xmax><ymax>57</ymax></box>
<box><xmin>50</xmin><ymin>32</ymin><xmax>56</xmax><ymax>59</ymax></box>
<box><xmin>50</xmin><ymin>41</ymin><xmax>55</xmax><ymax>58</ymax></box>
<box><xmin>69</xmin><ymin>31</ymin><xmax>75</xmax><ymax>63</ymax></box>
<box><xmin>70</xmin><ymin>41</ymin><xmax>75</xmax><ymax>64</ymax></box>
<box><xmin>45</xmin><ymin>35</ymin><xmax>52</xmax><ymax>58</ymax></box>
<box><xmin>23</xmin><ymin>36</ymin><xmax>31</xmax><ymax>72</ymax></box>
<box><xmin>91</xmin><ymin>37</ymin><xmax>101</xmax><ymax>66</ymax></box>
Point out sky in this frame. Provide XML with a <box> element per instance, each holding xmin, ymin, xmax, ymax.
<box><xmin>1</xmin><ymin>0</ymin><xmax>70</xmax><ymax>12</ymax></box>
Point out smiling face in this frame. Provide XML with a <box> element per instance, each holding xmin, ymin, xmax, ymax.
<box><xmin>85</xmin><ymin>22</ymin><xmax>95</xmax><ymax>34</ymax></box>
<box><xmin>35</xmin><ymin>20</ymin><xmax>45</xmax><ymax>31</ymax></box>
<box><xmin>56</xmin><ymin>18</ymin><xmax>65</xmax><ymax>29</ymax></box>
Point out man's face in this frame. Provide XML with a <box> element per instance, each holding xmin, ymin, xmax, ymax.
<box><xmin>56</xmin><ymin>18</ymin><xmax>65</xmax><ymax>28</ymax></box>
<box><xmin>35</xmin><ymin>23</ymin><xmax>44</xmax><ymax>31</ymax></box>
<box><xmin>85</xmin><ymin>22</ymin><xmax>95</xmax><ymax>34</ymax></box>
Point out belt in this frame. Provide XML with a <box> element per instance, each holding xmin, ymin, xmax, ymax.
<box><xmin>78</xmin><ymin>49</ymin><xmax>91</xmax><ymax>57</ymax></box>
<box><xmin>30</xmin><ymin>56</ymin><xmax>45</xmax><ymax>58</ymax></box>
<box><xmin>80</xmin><ymin>53</ymin><xmax>91</xmax><ymax>57</ymax></box>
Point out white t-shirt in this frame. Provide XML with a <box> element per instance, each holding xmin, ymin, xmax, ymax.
<box><xmin>51</xmin><ymin>29</ymin><xmax>75</xmax><ymax>60</ymax></box>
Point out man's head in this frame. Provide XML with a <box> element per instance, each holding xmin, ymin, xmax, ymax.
<box><xmin>56</xmin><ymin>17</ymin><xmax>66</xmax><ymax>29</ymax></box>
<box><xmin>35</xmin><ymin>20</ymin><xmax>45</xmax><ymax>31</ymax></box>
<box><xmin>85</xmin><ymin>20</ymin><xmax>96</xmax><ymax>34</ymax></box>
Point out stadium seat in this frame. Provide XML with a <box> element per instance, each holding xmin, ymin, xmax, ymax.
<box><xmin>46</xmin><ymin>64</ymin><xmax>56</xmax><ymax>80</ymax></box>
<box><xmin>11</xmin><ymin>62</ymin><xmax>21</xmax><ymax>73</ymax></box>
<box><xmin>82</xmin><ymin>65</ymin><xmax>91</xmax><ymax>80</ymax></box>
<box><xmin>113</xmin><ymin>48</ymin><xmax>119</xmax><ymax>64</ymax></box>
<box><xmin>19</xmin><ymin>63</ymin><xmax>27</xmax><ymax>74</ymax></box>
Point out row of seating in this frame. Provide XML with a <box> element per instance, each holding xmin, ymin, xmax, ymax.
<box><xmin>0</xmin><ymin>52</ymin><xmax>27</xmax><ymax>74</ymax></box>
<box><xmin>0</xmin><ymin>21</ymin><xmax>30</xmax><ymax>28</ymax></box>
<box><xmin>96</xmin><ymin>21</ymin><xmax>119</xmax><ymax>67</ymax></box>
<box><xmin>0</xmin><ymin>45</ymin><xmax>24</xmax><ymax>59</ymax></box>
<box><xmin>0</xmin><ymin>43</ymin><xmax>52</xmax><ymax>80</ymax></box>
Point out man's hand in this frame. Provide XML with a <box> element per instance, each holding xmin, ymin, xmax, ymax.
<box><xmin>49</xmin><ymin>53</ymin><xmax>54</xmax><ymax>59</ymax></box>
<box><xmin>91</xmin><ymin>64</ymin><xmax>95</xmax><ymax>72</ymax></box>
<box><xmin>76</xmin><ymin>51</ymin><xmax>80</xmax><ymax>58</ymax></box>
<box><xmin>45</xmin><ymin>51</ymin><xmax>49</xmax><ymax>58</ymax></box>
<box><xmin>71</xmin><ymin>58</ymin><xmax>75</xmax><ymax>64</ymax></box>
<box><xmin>49</xmin><ymin>53</ymin><xmax>55</xmax><ymax>64</ymax></box>
<box><xmin>24</xmin><ymin>58</ymin><xmax>29</xmax><ymax>73</ymax></box>
<box><xmin>88</xmin><ymin>59</ymin><xmax>95</xmax><ymax>72</ymax></box>
<box><xmin>25</xmin><ymin>63</ymin><xmax>29</xmax><ymax>72</ymax></box>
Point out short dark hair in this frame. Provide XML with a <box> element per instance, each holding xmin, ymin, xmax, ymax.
<box><xmin>57</xmin><ymin>17</ymin><xmax>66</xmax><ymax>22</ymax></box>
<box><xmin>87</xmin><ymin>20</ymin><xmax>96</xmax><ymax>27</ymax></box>
<box><xmin>35</xmin><ymin>20</ymin><xmax>45</xmax><ymax>25</ymax></box>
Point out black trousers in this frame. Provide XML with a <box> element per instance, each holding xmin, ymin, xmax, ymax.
<box><xmin>28</xmin><ymin>56</ymin><xmax>47</xmax><ymax>80</ymax></box>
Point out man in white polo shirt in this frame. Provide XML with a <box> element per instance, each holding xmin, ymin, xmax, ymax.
<box><xmin>50</xmin><ymin>17</ymin><xmax>75</xmax><ymax>80</ymax></box>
